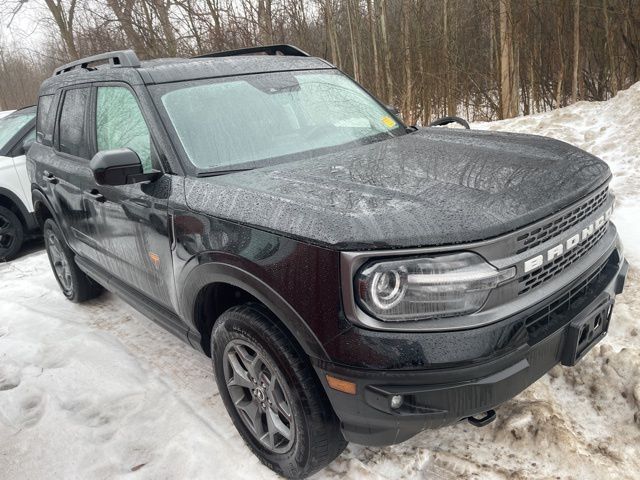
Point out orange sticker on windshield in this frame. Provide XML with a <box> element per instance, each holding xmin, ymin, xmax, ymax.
<box><xmin>382</xmin><ymin>116</ymin><xmax>396</xmax><ymax>128</ymax></box>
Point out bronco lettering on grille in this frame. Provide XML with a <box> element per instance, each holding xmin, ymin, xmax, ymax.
<box><xmin>523</xmin><ymin>205</ymin><xmax>613</xmax><ymax>273</ymax></box>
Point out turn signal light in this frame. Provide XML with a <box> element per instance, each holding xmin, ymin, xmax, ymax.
<box><xmin>326</xmin><ymin>375</ymin><xmax>357</xmax><ymax>395</ymax></box>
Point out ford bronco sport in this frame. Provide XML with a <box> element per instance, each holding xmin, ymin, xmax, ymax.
<box><xmin>28</xmin><ymin>46</ymin><xmax>628</xmax><ymax>478</ymax></box>
<box><xmin>0</xmin><ymin>106</ymin><xmax>38</xmax><ymax>260</ymax></box>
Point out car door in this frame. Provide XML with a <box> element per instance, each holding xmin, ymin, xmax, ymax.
<box><xmin>10</xmin><ymin>128</ymin><xmax>37</xmax><ymax>211</ymax></box>
<box><xmin>89</xmin><ymin>83</ymin><xmax>174</xmax><ymax>308</ymax></box>
<box><xmin>48</xmin><ymin>85</ymin><xmax>104</xmax><ymax>263</ymax></box>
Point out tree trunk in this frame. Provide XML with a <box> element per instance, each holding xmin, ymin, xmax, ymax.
<box><xmin>154</xmin><ymin>0</ymin><xmax>178</xmax><ymax>56</ymax></box>
<box><xmin>324</xmin><ymin>0</ymin><xmax>341</xmax><ymax>66</ymax></box>
<box><xmin>602</xmin><ymin>0</ymin><xmax>617</xmax><ymax>95</ymax></box>
<box><xmin>499</xmin><ymin>0</ymin><xmax>518</xmax><ymax>118</ymax></box>
<box><xmin>443</xmin><ymin>0</ymin><xmax>456</xmax><ymax>116</ymax></box>
<box><xmin>258</xmin><ymin>0</ymin><xmax>273</xmax><ymax>45</ymax></box>
<box><xmin>571</xmin><ymin>0</ymin><xmax>580</xmax><ymax>103</ymax></box>
<box><xmin>402</xmin><ymin>0</ymin><xmax>413</xmax><ymax>123</ymax></box>
<box><xmin>346</xmin><ymin>0</ymin><xmax>360</xmax><ymax>82</ymax></box>
<box><xmin>367</xmin><ymin>0</ymin><xmax>381</xmax><ymax>96</ymax></box>
<box><xmin>379</xmin><ymin>0</ymin><xmax>394</xmax><ymax>103</ymax></box>
<box><xmin>106</xmin><ymin>0</ymin><xmax>147</xmax><ymax>54</ymax></box>
<box><xmin>205</xmin><ymin>0</ymin><xmax>224</xmax><ymax>48</ymax></box>
<box><xmin>44</xmin><ymin>0</ymin><xmax>79</xmax><ymax>59</ymax></box>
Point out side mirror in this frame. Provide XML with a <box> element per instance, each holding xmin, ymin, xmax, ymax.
<box><xmin>90</xmin><ymin>148</ymin><xmax>159</xmax><ymax>186</ymax></box>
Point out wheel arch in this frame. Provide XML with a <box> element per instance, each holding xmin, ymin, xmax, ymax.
<box><xmin>31</xmin><ymin>188</ymin><xmax>59</xmax><ymax>229</ymax></box>
<box><xmin>182</xmin><ymin>262</ymin><xmax>329</xmax><ymax>362</ymax></box>
<box><xmin>0</xmin><ymin>187</ymin><xmax>36</xmax><ymax>231</ymax></box>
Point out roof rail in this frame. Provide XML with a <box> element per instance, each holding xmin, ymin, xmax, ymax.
<box><xmin>195</xmin><ymin>44</ymin><xmax>310</xmax><ymax>59</ymax></box>
<box><xmin>53</xmin><ymin>50</ymin><xmax>141</xmax><ymax>76</ymax></box>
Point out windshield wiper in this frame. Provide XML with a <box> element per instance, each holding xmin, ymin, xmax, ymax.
<box><xmin>196</xmin><ymin>167</ymin><xmax>255</xmax><ymax>177</ymax></box>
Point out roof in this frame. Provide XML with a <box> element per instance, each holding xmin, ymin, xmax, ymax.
<box><xmin>40</xmin><ymin>54</ymin><xmax>333</xmax><ymax>96</ymax></box>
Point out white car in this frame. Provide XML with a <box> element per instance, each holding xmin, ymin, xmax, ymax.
<box><xmin>0</xmin><ymin>106</ymin><xmax>39</xmax><ymax>260</ymax></box>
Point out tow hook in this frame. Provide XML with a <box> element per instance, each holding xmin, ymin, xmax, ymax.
<box><xmin>467</xmin><ymin>409</ymin><xmax>496</xmax><ymax>427</ymax></box>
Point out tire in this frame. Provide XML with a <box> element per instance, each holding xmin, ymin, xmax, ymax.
<box><xmin>43</xmin><ymin>218</ymin><xmax>103</xmax><ymax>303</ymax></box>
<box><xmin>0</xmin><ymin>205</ymin><xmax>24</xmax><ymax>261</ymax></box>
<box><xmin>211</xmin><ymin>304</ymin><xmax>346</xmax><ymax>479</ymax></box>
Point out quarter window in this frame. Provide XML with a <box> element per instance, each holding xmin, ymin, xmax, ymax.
<box><xmin>58</xmin><ymin>88</ymin><xmax>90</xmax><ymax>158</ymax></box>
<box><xmin>96</xmin><ymin>86</ymin><xmax>152</xmax><ymax>173</ymax></box>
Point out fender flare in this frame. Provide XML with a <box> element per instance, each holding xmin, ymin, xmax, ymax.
<box><xmin>180</xmin><ymin>261</ymin><xmax>329</xmax><ymax>361</ymax></box>
<box><xmin>31</xmin><ymin>188</ymin><xmax>67</xmax><ymax>241</ymax></box>
<box><xmin>0</xmin><ymin>186</ymin><xmax>37</xmax><ymax>231</ymax></box>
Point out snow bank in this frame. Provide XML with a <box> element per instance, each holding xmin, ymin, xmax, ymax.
<box><xmin>1</xmin><ymin>84</ymin><xmax>640</xmax><ymax>479</ymax></box>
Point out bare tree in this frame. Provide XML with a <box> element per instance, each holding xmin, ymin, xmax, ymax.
<box><xmin>572</xmin><ymin>0</ymin><xmax>581</xmax><ymax>103</ymax></box>
<box><xmin>43</xmin><ymin>0</ymin><xmax>79</xmax><ymax>58</ymax></box>
<box><xmin>499</xmin><ymin>0</ymin><xmax>518</xmax><ymax>118</ymax></box>
<box><xmin>1</xmin><ymin>0</ymin><xmax>639</xmax><ymax>117</ymax></box>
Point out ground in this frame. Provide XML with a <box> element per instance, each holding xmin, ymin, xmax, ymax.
<box><xmin>1</xmin><ymin>83</ymin><xmax>639</xmax><ymax>479</ymax></box>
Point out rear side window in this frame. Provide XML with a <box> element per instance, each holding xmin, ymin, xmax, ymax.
<box><xmin>36</xmin><ymin>94</ymin><xmax>55</xmax><ymax>141</ymax></box>
<box><xmin>96</xmin><ymin>86</ymin><xmax>152</xmax><ymax>172</ymax></box>
<box><xmin>58</xmin><ymin>88</ymin><xmax>90</xmax><ymax>158</ymax></box>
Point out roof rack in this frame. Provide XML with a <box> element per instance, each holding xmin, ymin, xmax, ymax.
<box><xmin>53</xmin><ymin>50</ymin><xmax>141</xmax><ymax>76</ymax></box>
<box><xmin>195</xmin><ymin>44</ymin><xmax>310</xmax><ymax>59</ymax></box>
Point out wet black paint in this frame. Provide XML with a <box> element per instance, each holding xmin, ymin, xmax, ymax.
<box><xmin>186</xmin><ymin>127</ymin><xmax>610</xmax><ymax>250</ymax></box>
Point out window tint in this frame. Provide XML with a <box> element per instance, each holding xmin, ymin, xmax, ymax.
<box><xmin>58</xmin><ymin>88</ymin><xmax>90</xmax><ymax>158</ymax></box>
<box><xmin>37</xmin><ymin>94</ymin><xmax>55</xmax><ymax>140</ymax></box>
<box><xmin>96</xmin><ymin>86</ymin><xmax>152</xmax><ymax>172</ymax></box>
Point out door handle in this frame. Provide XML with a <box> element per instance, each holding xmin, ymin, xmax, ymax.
<box><xmin>85</xmin><ymin>189</ymin><xmax>106</xmax><ymax>203</ymax></box>
<box><xmin>42</xmin><ymin>171</ymin><xmax>58</xmax><ymax>184</ymax></box>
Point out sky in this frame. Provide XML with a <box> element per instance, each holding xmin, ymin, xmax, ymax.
<box><xmin>1</xmin><ymin>0</ymin><xmax>50</xmax><ymax>51</ymax></box>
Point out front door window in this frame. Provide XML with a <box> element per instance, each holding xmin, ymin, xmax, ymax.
<box><xmin>96</xmin><ymin>86</ymin><xmax>153</xmax><ymax>172</ymax></box>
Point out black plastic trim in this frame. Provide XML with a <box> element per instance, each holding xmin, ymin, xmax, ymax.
<box><xmin>179</xmin><ymin>259</ymin><xmax>329</xmax><ymax>361</ymax></box>
<box><xmin>75</xmin><ymin>255</ymin><xmax>190</xmax><ymax>343</ymax></box>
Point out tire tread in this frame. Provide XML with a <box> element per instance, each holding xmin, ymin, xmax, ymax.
<box><xmin>212</xmin><ymin>303</ymin><xmax>346</xmax><ymax>479</ymax></box>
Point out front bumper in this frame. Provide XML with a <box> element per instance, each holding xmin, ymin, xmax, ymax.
<box><xmin>315</xmin><ymin>246</ymin><xmax>628</xmax><ymax>446</ymax></box>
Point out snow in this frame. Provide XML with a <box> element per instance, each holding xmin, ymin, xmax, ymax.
<box><xmin>1</xmin><ymin>83</ymin><xmax>640</xmax><ymax>479</ymax></box>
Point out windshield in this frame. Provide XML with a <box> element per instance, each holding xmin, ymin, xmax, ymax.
<box><xmin>156</xmin><ymin>70</ymin><xmax>404</xmax><ymax>172</ymax></box>
<box><xmin>0</xmin><ymin>111</ymin><xmax>35</xmax><ymax>150</ymax></box>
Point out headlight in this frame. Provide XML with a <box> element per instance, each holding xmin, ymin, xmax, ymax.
<box><xmin>355</xmin><ymin>252</ymin><xmax>515</xmax><ymax>322</ymax></box>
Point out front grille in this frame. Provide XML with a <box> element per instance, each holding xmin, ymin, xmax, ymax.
<box><xmin>518</xmin><ymin>224</ymin><xmax>608</xmax><ymax>295</ymax></box>
<box><xmin>515</xmin><ymin>187</ymin><xmax>609</xmax><ymax>255</ymax></box>
<box><xmin>524</xmin><ymin>252</ymin><xmax>614</xmax><ymax>341</ymax></box>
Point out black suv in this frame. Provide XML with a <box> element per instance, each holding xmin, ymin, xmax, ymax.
<box><xmin>28</xmin><ymin>46</ymin><xmax>628</xmax><ymax>478</ymax></box>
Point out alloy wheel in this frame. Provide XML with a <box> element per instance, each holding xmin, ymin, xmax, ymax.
<box><xmin>223</xmin><ymin>339</ymin><xmax>296</xmax><ymax>453</ymax></box>
<box><xmin>0</xmin><ymin>213</ymin><xmax>16</xmax><ymax>254</ymax></box>
<box><xmin>46</xmin><ymin>229</ymin><xmax>73</xmax><ymax>293</ymax></box>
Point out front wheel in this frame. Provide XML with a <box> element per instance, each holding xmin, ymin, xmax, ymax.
<box><xmin>211</xmin><ymin>304</ymin><xmax>346</xmax><ymax>479</ymax></box>
<box><xmin>43</xmin><ymin>218</ymin><xmax>103</xmax><ymax>302</ymax></box>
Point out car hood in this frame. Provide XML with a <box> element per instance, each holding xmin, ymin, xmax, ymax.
<box><xmin>184</xmin><ymin>128</ymin><xmax>611</xmax><ymax>250</ymax></box>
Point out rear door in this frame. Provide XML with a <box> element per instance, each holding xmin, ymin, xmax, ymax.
<box><xmin>49</xmin><ymin>85</ymin><xmax>103</xmax><ymax>262</ymax></box>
